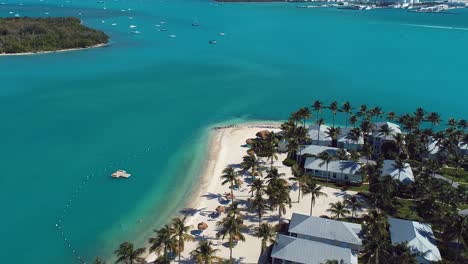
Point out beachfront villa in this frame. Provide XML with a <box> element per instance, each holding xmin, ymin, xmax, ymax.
<box><xmin>304</xmin><ymin>157</ymin><xmax>362</xmax><ymax>183</ymax></box>
<box><xmin>307</xmin><ymin>125</ymin><xmax>364</xmax><ymax>151</ymax></box>
<box><xmin>299</xmin><ymin>145</ymin><xmax>344</xmax><ymax>157</ymax></box>
<box><xmin>381</xmin><ymin>159</ymin><xmax>415</xmax><ymax>184</ymax></box>
<box><xmin>370</xmin><ymin>122</ymin><xmax>402</xmax><ymax>154</ymax></box>
<box><xmin>388</xmin><ymin>217</ymin><xmax>442</xmax><ymax>264</ymax></box>
<box><xmin>271</xmin><ymin>213</ymin><xmax>362</xmax><ymax>264</ymax></box>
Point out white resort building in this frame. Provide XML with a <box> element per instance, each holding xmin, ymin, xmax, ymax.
<box><xmin>307</xmin><ymin>125</ymin><xmax>364</xmax><ymax>151</ymax></box>
<box><xmin>304</xmin><ymin>157</ymin><xmax>362</xmax><ymax>183</ymax></box>
<box><xmin>271</xmin><ymin>213</ymin><xmax>362</xmax><ymax>264</ymax></box>
<box><xmin>381</xmin><ymin>159</ymin><xmax>415</xmax><ymax>184</ymax></box>
<box><xmin>388</xmin><ymin>217</ymin><xmax>442</xmax><ymax>264</ymax></box>
<box><xmin>371</xmin><ymin>122</ymin><xmax>402</xmax><ymax>154</ymax></box>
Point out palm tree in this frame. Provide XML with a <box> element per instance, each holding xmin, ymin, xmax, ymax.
<box><xmin>392</xmin><ymin>158</ymin><xmax>408</xmax><ymax>183</ymax></box>
<box><xmin>148</xmin><ymin>225</ymin><xmax>177</xmax><ymax>260</ymax></box>
<box><xmin>327</xmin><ymin>201</ymin><xmax>350</xmax><ymax>219</ymax></box>
<box><xmin>240</xmin><ymin>154</ymin><xmax>260</xmax><ymax>176</ymax></box>
<box><xmin>114</xmin><ymin>242</ymin><xmax>146</xmax><ymax>264</ymax></box>
<box><xmin>315</xmin><ymin>118</ymin><xmax>325</xmax><ymax>145</ymax></box>
<box><xmin>265</xmin><ymin>167</ymin><xmax>284</xmax><ymax>186</ymax></box>
<box><xmin>154</xmin><ymin>255</ymin><xmax>171</xmax><ymax>264</ymax></box>
<box><xmin>315</xmin><ymin>151</ymin><xmax>335</xmax><ymax>182</ymax></box>
<box><xmin>377</xmin><ymin>124</ymin><xmax>394</xmax><ymax>140</ymax></box>
<box><xmin>190</xmin><ymin>240</ymin><xmax>221</xmax><ymax>264</ymax></box>
<box><xmin>248</xmin><ymin>193</ymin><xmax>268</xmax><ymax>226</ymax></box>
<box><xmin>387</xmin><ymin>111</ymin><xmax>397</xmax><ymax>122</ymax></box>
<box><xmin>254</xmin><ymin>222</ymin><xmax>276</xmax><ymax>254</ymax></box>
<box><xmin>312</xmin><ymin>100</ymin><xmax>323</xmax><ymax>121</ymax></box>
<box><xmin>344</xmin><ymin>195</ymin><xmax>362</xmax><ymax>218</ymax></box>
<box><xmin>447</xmin><ymin>117</ymin><xmax>457</xmax><ymax>129</ymax></box>
<box><xmin>426</xmin><ymin>112</ymin><xmax>440</xmax><ymax>128</ymax></box>
<box><xmin>171</xmin><ymin>216</ymin><xmax>195</xmax><ymax>262</ymax></box>
<box><xmin>340</xmin><ymin>101</ymin><xmax>352</xmax><ymax>127</ymax></box>
<box><xmin>370</xmin><ymin>107</ymin><xmax>384</xmax><ymax>122</ymax></box>
<box><xmin>329</xmin><ymin>101</ymin><xmax>339</xmax><ymax>128</ymax></box>
<box><xmin>221</xmin><ymin>166</ymin><xmax>240</xmax><ymax>202</ymax></box>
<box><xmin>357</xmin><ymin>104</ymin><xmax>368</xmax><ymax>118</ymax></box>
<box><xmin>302</xmin><ymin>180</ymin><xmax>328</xmax><ymax>216</ymax></box>
<box><xmin>226</xmin><ymin>201</ymin><xmax>243</xmax><ymax>218</ymax></box>
<box><xmin>299</xmin><ymin>107</ymin><xmax>311</xmax><ymax>127</ymax></box>
<box><xmin>216</xmin><ymin>214</ymin><xmax>246</xmax><ymax>261</ymax></box>
<box><xmin>94</xmin><ymin>257</ymin><xmax>106</xmax><ymax>264</ymax></box>
<box><xmin>267</xmin><ymin>179</ymin><xmax>292</xmax><ymax>225</ymax></box>
<box><xmin>349</xmin><ymin>115</ymin><xmax>358</xmax><ymax>127</ymax></box>
<box><xmin>249</xmin><ymin>177</ymin><xmax>265</xmax><ymax>197</ymax></box>
<box><xmin>290</xmin><ymin>164</ymin><xmax>308</xmax><ymax>202</ymax></box>
<box><xmin>325</xmin><ymin>126</ymin><xmax>342</xmax><ymax>148</ymax></box>
<box><xmin>394</xmin><ymin>133</ymin><xmax>405</xmax><ymax>154</ymax></box>
<box><xmin>414</xmin><ymin>107</ymin><xmax>425</xmax><ymax>123</ymax></box>
<box><xmin>265</xmin><ymin>143</ymin><xmax>279</xmax><ymax>169</ymax></box>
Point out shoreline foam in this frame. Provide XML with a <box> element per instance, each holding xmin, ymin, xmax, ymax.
<box><xmin>0</xmin><ymin>43</ymin><xmax>108</xmax><ymax>56</ymax></box>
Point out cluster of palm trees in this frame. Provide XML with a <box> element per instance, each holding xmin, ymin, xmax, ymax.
<box><xmin>326</xmin><ymin>195</ymin><xmax>363</xmax><ymax>219</ymax></box>
<box><xmin>282</xmin><ymin>100</ymin><xmax>468</xmax><ymax>262</ymax></box>
<box><xmin>107</xmin><ymin>216</ymin><xmax>221</xmax><ymax>264</ymax></box>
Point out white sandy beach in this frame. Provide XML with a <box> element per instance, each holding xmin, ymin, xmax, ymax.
<box><xmin>0</xmin><ymin>43</ymin><xmax>108</xmax><ymax>56</ymax></box>
<box><xmin>146</xmin><ymin>122</ymin><xmax>368</xmax><ymax>263</ymax></box>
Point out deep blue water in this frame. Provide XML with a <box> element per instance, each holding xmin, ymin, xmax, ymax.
<box><xmin>1</xmin><ymin>0</ymin><xmax>468</xmax><ymax>263</ymax></box>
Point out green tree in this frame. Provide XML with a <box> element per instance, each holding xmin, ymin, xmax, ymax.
<box><xmin>248</xmin><ymin>193</ymin><xmax>268</xmax><ymax>226</ymax></box>
<box><xmin>315</xmin><ymin>151</ymin><xmax>335</xmax><ymax>182</ymax></box>
<box><xmin>190</xmin><ymin>240</ymin><xmax>221</xmax><ymax>264</ymax></box>
<box><xmin>267</xmin><ymin>179</ymin><xmax>292</xmax><ymax>225</ymax></box>
<box><xmin>344</xmin><ymin>195</ymin><xmax>362</xmax><ymax>218</ymax></box>
<box><xmin>290</xmin><ymin>164</ymin><xmax>308</xmax><ymax>202</ymax></box>
<box><xmin>253</xmin><ymin>222</ymin><xmax>276</xmax><ymax>254</ymax></box>
<box><xmin>216</xmin><ymin>214</ymin><xmax>246</xmax><ymax>261</ymax></box>
<box><xmin>171</xmin><ymin>216</ymin><xmax>195</xmax><ymax>262</ymax></box>
<box><xmin>114</xmin><ymin>242</ymin><xmax>146</xmax><ymax>264</ymax></box>
<box><xmin>302</xmin><ymin>180</ymin><xmax>328</xmax><ymax>216</ymax></box>
<box><xmin>326</xmin><ymin>201</ymin><xmax>350</xmax><ymax>219</ymax></box>
<box><xmin>221</xmin><ymin>166</ymin><xmax>240</xmax><ymax>203</ymax></box>
<box><xmin>148</xmin><ymin>224</ymin><xmax>177</xmax><ymax>260</ymax></box>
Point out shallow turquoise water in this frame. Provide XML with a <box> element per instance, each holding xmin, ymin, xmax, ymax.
<box><xmin>1</xmin><ymin>1</ymin><xmax>468</xmax><ymax>263</ymax></box>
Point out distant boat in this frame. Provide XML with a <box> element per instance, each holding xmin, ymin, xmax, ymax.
<box><xmin>111</xmin><ymin>170</ymin><xmax>131</xmax><ymax>179</ymax></box>
<box><xmin>209</xmin><ymin>40</ymin><xmax>217</xmax><ymax>44</ymax></box>
<box><xmin>131</xmin><ymin>30</ymin><xmax>141</xmax><ymax>34</ymax></box>
<box><xmin>169</xmin><ymin>34</ymin><xmax>176</xmax><ymax>38</ymax></box>
<box><xmin>192</xmin><ymin>22</ymin><xmax>199</xmax><ymax>27</ymax></box>
<box><xmin>219</xmin><ymin>32</ymin><xmax>225</xmax><ymax>36</ymax></box>
<box><xmin>97</xmin><ymin>0</ymin><xmax>104</xmax><ymax>3</ymax></box>
<box><xmin>129</xmin><ymin>25</ymin><xmax>137</xmax><ymax>29</ymax></box>
<box><xmin>111</xmin><ymin>23</ymin><xmax>117</xmax><ymax>26</ymax></box>
<box><xmin>159</xmin><ymin>28</ymin><xmax>167</xmax><ymax>31</ymax></box>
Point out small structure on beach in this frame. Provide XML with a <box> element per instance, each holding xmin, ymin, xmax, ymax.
<box><xmin>256</xmin><ymin>130</ymin><xmax>271</xmax><ymax>140</ymax></box>
<box><xmin>111</xmin><ymin>170</ymin><xmax>131</xmax><ymax>179</ymax></box>
<box><xmin>216</xmin><ymin>205</ymin><xmax>225</xmax><ymax>214</ymax></box>
<box><xmin>198</xmin><ymin>222</ymin><xmax>208</xmax><ymax>230</ymax></box>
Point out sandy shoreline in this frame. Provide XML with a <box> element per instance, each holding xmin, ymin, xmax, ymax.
<box><xmin>145</xmin><ymin>121</ymin><xmax>368</xmax><ymax>263</ymax></box>
<box><xmin>0</xmin><ymin>43</ymin><xmax>108</xmax><ymax>56</ymax></box>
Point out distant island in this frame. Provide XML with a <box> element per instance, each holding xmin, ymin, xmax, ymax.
<box><xmin>0</xmin><ymin>17</ymin><xmax>109</xmax><ymax>55</ymax></box>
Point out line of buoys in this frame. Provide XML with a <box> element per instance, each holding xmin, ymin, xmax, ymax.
<box><xmin>54</xmin><ymin>144</ymin><xmax>155</xmax><ymax>263</ymax></box>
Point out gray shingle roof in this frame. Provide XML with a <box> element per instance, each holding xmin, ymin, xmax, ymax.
<box><xmin>271</xmin><ymin>234</ymin><xmax>357</xmax><ymax>264</ymax></box>
<box><xmin>289</xmin><ymin>213</ymin><xmax>362</xmax><ymax>246</ymax></box>
<box><xmin>388</xmin><ymin>217</ymin><xmax>442</xmax><ymax>263</ymax></box>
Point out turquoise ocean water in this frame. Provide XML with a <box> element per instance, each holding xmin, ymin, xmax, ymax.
<box><xmin>1</xmin><ymin>0</ymin><xmax>468</xmax><ymax>263</ymax></box>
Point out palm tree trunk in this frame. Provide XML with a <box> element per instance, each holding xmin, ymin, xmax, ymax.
<box><xmin>326</xmin><ymin>164</ymin><xmax>329</xmax><ymax>183</ymax></box>
<box><xmin>229</xmin><ymin>236</ymin><xmax>233</xmax><ymax>261</ymax></box>
<box><xmin>258</xmin><ymin>212</ymin><xmax>262</xmax><ymax>227</ymax></box>
<box><xmin>310</xmin><ymin>196</ymin><xmax>313</xmax><ymax>216</ymax></box>
<box><xmin>230</xmin><ymin>182</ymin><xmax>234</xmax><ymax>203</ymax></box>
<box><xmin>278</xmin><ymin>207</ymin><xmax>281</xmax><ymax>225</ymax></box>
<box><xmin>298</xmin><ymin>184</ymin><xmax>301</xmax><ymax>203</ymax></box>
<box><xmin>178</xmin><ymin>239</ymin><xmax>181</xmax><ymax>262</ymax></box>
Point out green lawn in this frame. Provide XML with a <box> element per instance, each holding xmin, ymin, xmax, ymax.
<box><xmin>392</xmin><ymin>198</ymin><xmax>423</xmax><ymax>222</ymax></box>
<box><xmin>315</xmin><ymin>180</ymin><xmax>370</xmax><ymax>192</ymax></box>
<box><xmin>441</xmin><ymin>167</ymin><xmax>468</xmax><ymax>186</ymax></box>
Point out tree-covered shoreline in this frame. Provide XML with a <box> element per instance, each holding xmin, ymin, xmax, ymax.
<box><xmin>0</xmin><ymin>17</ymin><xmax>109</xmax><ymax>54</ymax></box>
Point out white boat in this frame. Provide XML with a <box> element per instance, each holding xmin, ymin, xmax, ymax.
<box><xmin>111</xmin><ymin>23</ymin><xmax>117</xmax><ymax>26</ymax></box>
<box><xmin>129</xmin><ymin>25</ymin><xmax>137</xmax><ymax>29</ymax></box>
<box><xmin>209</xmin><ymin>40</ymin><xmax>217</xmax><ymax>44</ymax></box>
<box><xmin>169</xmin><ymin>34</ymin><xmax>176</xmax><ymax>38</ymax></box>
<box><xmin>219</xmin><ymin>32</ymin><xmax>225</xmax><ymax>36</ymax></box>
<box><xmin>131</xmin><ymin>30</ymin><xmax>141</xmax><ymax>34</ymax></box>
